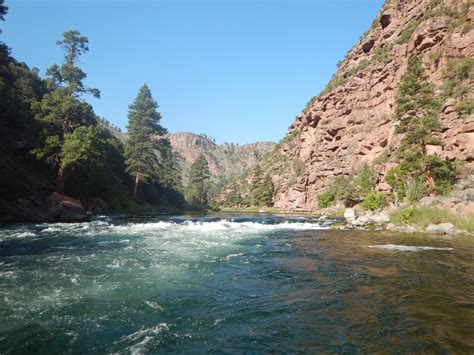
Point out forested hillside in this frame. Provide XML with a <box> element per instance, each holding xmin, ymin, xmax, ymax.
<box><xmin>0</xmin><ymin>5</ymin><xmax>184</xmax><ymax>221</ymax></box>
<box><xmin>0</xmin><ymin>1</ymin><xmax>275</xmax><ymax>221</ymax></box>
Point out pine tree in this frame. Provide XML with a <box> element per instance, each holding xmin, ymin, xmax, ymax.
<box><xmin>0</xmin><ymin>0</ymin><xmax>7</xmax><ymax>23</ymax></box>
<box><xmin>61</xmin><ymin>125</ymin><xmax>107</xmax><ymax>171</ymax></box>
<box><xmin>155</xmin><ymin>137</ymin><xmax>183</xmax><ymax>192</ymax></box>
<box><xmin>250</xmin><ymin>165</ymin><xmax>274</xmax><ymax>207</ymax></box>
<box><xmin>124</xmin><ymin>84</ymin><xmax>166</xmax><ymax>201</ymax></box>
<box><xmin>33</xmin><ymin>30</ymin><xmax>99</xmax><ymax>194</ymax></box>
<box><xmin>186</xmin><ymin>155</ymin><xmax>211</xmax><ymax>207</ymax></box>
<box><xmin>387</xmin><ymin>56</ymin><xmax>455</xmax><ymax>201</ymax></box>
<box><xmin>258</xmin><ymin>174</ymin><xmax>274</xmax><ymax>207</ymax></box>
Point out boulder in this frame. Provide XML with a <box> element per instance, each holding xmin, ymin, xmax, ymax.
<box><xmin>344</xmin><ymin>208</ymin><xmax>357</xmax><ymax>223</ymax></box>
<box><xmin>425</xmin><ymin>223</ymin><xmax>456</xmax><ymax>234</ymax></box>
<box><xmin>60</xmin><ymin>200</ymin><xmax>85</xmax><ymax>215</ymax></box>
<box><xmin>371</xmin><ymin>211</ymin><xmax>390</xmax><ymax>224</ymax></box>
<box><xmin>47</xmin><ymin>204</ymin><xmax>63</xmax><ymax>219</ymax></box>
<box><xmin>85</xmin><ymin>197</ymin><xmax>110</xmax><ymax>215</ymax></box>
<box><xmin>60</xmin><ymin>209</ymin><xmax>89</xmax><ymax>222</ymax></box>
<box><xmin>48</xmin><ymin>193</ymin><xmax>88</xmax><ymax>222</ymax></box>
<box><xmin>49</xmin><ymin>192</ymin><xmax>82</xmax><ymax>206</ymax></box>
<box><xmin>386</xmin><ymin>223</ymin><xmax>397</xmax><ymax>231</ymax></box>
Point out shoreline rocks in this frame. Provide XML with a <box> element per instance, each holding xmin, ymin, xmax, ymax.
<box><xmin>0</xmin><ymin>193</ymin><xmax>93</xmax><ymax>224</ymax></box>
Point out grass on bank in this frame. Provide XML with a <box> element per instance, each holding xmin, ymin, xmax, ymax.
<box><xmin>390</xmin><ymin>206</ymin><xmax>474</xmax><ymax>232</ymax></box>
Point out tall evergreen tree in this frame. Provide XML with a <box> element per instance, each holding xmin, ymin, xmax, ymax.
<box><xmin>387</xmin><ymin>56</ymin><xmax>455</xmax><ymax>201</ymax></box>
<box><xmin>154</xmin><ymin>137</ymin><xmax>183</xmax><ymax>192</ymax></box>
<box><xmin>124</xmin><ymin>84</ymin><xmax>166</xmax><ymax>201</ymax></box>
<box><xmin>33</xmin><ymin>30</ymin><xmax>100</xmax><ymax>194</ymax></box>
<box><xmin>250</xmin><ymin>165</ymin><xmax>274</xmax><ymax>207</ymax></box>
<box><xmin>186</xmin><ymin>154</ymin><xmax>211</xmax><ymax>207</ymax></box>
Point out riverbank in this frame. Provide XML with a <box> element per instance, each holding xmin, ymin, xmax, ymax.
<box><xmin>2</xmin><ymin>195</ymin><xmax>473</xmax><ymax>237</ymax></box>
<box><xmin>0</xmin><ymin>192</ymin><xmax>185</xmax><ymax>224</ymax></box>
<box><xmin>221</xmin><ymin>205</ymin><xmax>474</xmax><ymax>236</ymax></box>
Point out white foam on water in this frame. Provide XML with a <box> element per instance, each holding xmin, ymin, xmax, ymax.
<box><xmin>0</xmin><ymin>271</ymin><xmax>17</xmax><ymax>279</ymax></box>
<box><xmin>224</xmin><ymin>252</ymin><xmax>245</xmax><ymax>261</ymax></box>
<box><xmin>118</xmin><ymin>323</ymin><xmax>170</xmax><ymax>355</ymax></box>
<box><xmin>108</xmin><ymin>220</ymin><xmax>327</xmax><ymax>237</ymax></box>
<box><xmin>368</xmin><ymin>244</ymin><xmax>453</xmax><ymax>252</ymax></box>
<box><xmin>144</xmin><ymin>300</ymin><xmax>164</xmax><ymax>311</ymax></box>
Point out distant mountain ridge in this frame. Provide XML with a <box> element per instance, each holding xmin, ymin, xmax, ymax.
<box><xmin>167</xmin><ymin>132</ymin><xmax>276</xmax><ymax>181</ymax></box>
<box><xmin>100</xmin><ymin>123</ymin><xmax>276</xmax><ymax>183</ymax></box>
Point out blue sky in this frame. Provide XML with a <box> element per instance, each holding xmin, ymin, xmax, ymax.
<box><xmin>3</xmin><ymin>0</ymin><xmax>383</xmax><ymax>144</ymax></box>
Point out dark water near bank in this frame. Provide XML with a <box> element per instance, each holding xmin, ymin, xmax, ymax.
<box><xmin>0</xmin><ymin>214</ymin><xmax>473</xmax><ymax>353</ymax></box>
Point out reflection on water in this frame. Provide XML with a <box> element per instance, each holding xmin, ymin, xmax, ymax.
<box><xmin>0</xmin><ymin>215</ymin><xmax>472</xmax><ymax>353</ymax></box>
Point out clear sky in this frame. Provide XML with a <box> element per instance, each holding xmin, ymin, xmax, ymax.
<box><xmin>2</xmin><ymin>0</ymin><xmax>384</xmax><ymax>144</ymax></box>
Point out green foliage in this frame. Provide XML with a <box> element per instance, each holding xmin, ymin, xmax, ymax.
<box><xmin>109</xmin><ymin>197</ymin><xmax>145</xmax><ymax>213</ymax></box>
<box><xmin>185</xmin><ymin>155</ymin><xmax>211</xmax><ymax>208</ymax></box>
<box><xmin>317</xmin><ymin>175</ymin><xmax>358</xmax><ymax>208</ymax></box>
<box><xmin>385</xmin><ymin>165</ymin><xmax>408</xmax><ymax>201</ymax></box>
<box><xmin>0</xmin><ymin>14</ymin><xmax>185</xmax><ymax>213</ymax></box>
<box><xmin>388</xmin><ymin>56</ymin><xmax>456</xmax><ymax>203</ymax></box>
<box><xmin>397</xmin><ymin>18</ymin><xmax>421</xmax><ymax>44</ymax></box>
<box><xmin>456</xmin><ymin>99</ymin><xmax>474</xmax><ymax>115</ymax></box>
<box><xmin>372</xmin><ymin>46</ymin><xmax>391</xmax><ymax>64</ymax></box>
<box><xmin>361</xmin><ymin>191</ymin><xmax>388</xmax><ymax>211</ymax></box>
<box><xmin>319</xmin><ymin>75</ymin><xmax>347</xmax><ymax>97</ymax></box>
<box><xmin>293</xmin><ymin>159</ymin><xmax>306</xmax><ymax>176</ymax></box>
<box><xmin>0</xmin><ymin>0</ymin><xmax>7</xmax><ymax>21</ymax></box>
<box><xmin>317</xmin><ymin>190</ymin><xmax>335</xmax><ymax>209</ymax></box>
<box><xmin>153</xmin><ymin>137</ymin><xmax>183</xmax><ymax>194</ymax></box>
<box><xmin>390</xmin><ymin>206</ymin><xmax>474</xmax><ymax>232</ymax></box>
<box><xmin>406</xmin><ymin>175</ymin><xmax>430</xmax><ymax>203</ymax></box>
<box><xmin>426</xmin><ymin>155</ymin><xmax>456</xmax><ymax>195</ymax></box>
<box><xmin>355</xmin><ymin>164</ymin><xmax>377</xmax><ymax>196</ymax></box>
<box><xmin>317</xmin><ymin>163</ymin><xmax>382</xmax><ymax>209</ymax></box>
<box><xmin>373</xmin><ymin>147</ymin><xmax>392</xmax><ymax>165</ymax></box>
<box><xmin>61</xmin><ymin>125</ymin><xmax>106</xmax><ymax>170</ymax></box>
<box><xmin>390</xmin><ymin>206</ymin><xmax>415</xmax><ymax>225</ymax></box>
<box><xmin>34</xmin><ymin>89</ymin><xmax>96</xmax><ymax>136</ymax></box>
<box><xmin>124</xmin><ymin>84</ymin><xmax>167</xmax><ymax>199</ymax></box>
<box><xmin>30</xmin><ymin>30</ymin><xmax>105</xmax><ymax>194</ymax></box>
<box><xmin>45</xmin><ymin>30</ymin><xmax>100</xmax><ymax>99</ymax></box>
<box><xmin>442</xmin><ymin>56</ymin><xmax>473</xmax><ymax>99</ymax></box>
<box><xmin>250</xmin><ymin>165</ymin><xmax>274</xmax><ymax>207</ymax></box>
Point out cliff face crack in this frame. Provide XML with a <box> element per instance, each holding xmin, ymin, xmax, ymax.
<box><xmin>362</xmin><ymin>39</ymin><xmax>375</xmax><ymax>54</ymax></box>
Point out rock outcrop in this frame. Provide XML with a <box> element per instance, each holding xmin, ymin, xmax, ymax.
<box><xmin>242</xmin><ymin>0</ymin><xmax>474</xmax><ymax>210</ymax></box>
<box><xmin>0</xmin><ymin>193</ymin><xmax>90</xmax><ymax>223</ymax></box>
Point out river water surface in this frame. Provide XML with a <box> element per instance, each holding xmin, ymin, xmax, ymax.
<box><xmin>0</xmin><ymin>214</ymin><xmax>473</xmax><ymax>353</ymax></box>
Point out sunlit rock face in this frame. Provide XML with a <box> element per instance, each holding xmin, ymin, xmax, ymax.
<box><xmin>260</xmin><ymin>0</ymin><xmax>474</xmax><ymax>210</ymax></box>
<box><xmin>167</xmin><ymin>132</ymin><xmax>276</xmax><ymax>180</ymax></box>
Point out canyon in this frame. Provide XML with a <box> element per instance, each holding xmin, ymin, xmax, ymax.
<box><xmin>235</xmin><ymin>0</ymin><xmax>474</xmax><ymax>210</ymax></box>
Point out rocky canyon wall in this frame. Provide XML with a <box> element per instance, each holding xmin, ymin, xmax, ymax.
<box><xmin>256</xmin><ymin>0</ymin><xmax>473</xmax><ymax>210</ymax></box>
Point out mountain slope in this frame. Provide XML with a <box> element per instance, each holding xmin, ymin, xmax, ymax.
<box><xmin>225</xmin><ymin>0</ymin><xmax>474</xmax><ymax>210</ymax></box>
<box><xmin>167</xmin><ymin>132</ymin><xmax>276</xmax><ymax>182</ymax></box>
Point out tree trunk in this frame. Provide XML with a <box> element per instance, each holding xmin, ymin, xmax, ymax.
<box><xmin>57</xmin><ymin>166</ymin><xmax>65</xmax><ymax>194</ymax></box>
<box><xmin>426</xmin><ymin>165</ymin><xmax>437</xmax><ymax>195</ymax></box>
<box><xmin>133</xmin><ymin>173</ymin><xmax>139</xmax><ymax>201</ymax></box>
<box><xmin>422</xmin><ymin>141</ymin><xmax>437</xmax><ymax>195</ymax></box>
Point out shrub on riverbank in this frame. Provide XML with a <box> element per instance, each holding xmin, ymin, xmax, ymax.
<box><xmin>390</xmin><ymin>206</ymin><xmax>474</xmax><ymax>232</ymax></box>
<box><xmin>361</xmin><ymin>192</ymin><xmax>388</xmax><ymax>211</ymax></box>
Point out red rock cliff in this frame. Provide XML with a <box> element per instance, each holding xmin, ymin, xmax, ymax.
<box><xmin>253</xmin><ymin>0</ymin><xmax>473</xmax><ymax>210</ymax></box>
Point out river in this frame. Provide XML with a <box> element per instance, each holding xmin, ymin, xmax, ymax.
<box><xmin>0</xmin><ymin>214</ymin><xmax>473</xmax><ymax>353</ymax></box>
